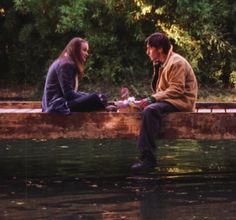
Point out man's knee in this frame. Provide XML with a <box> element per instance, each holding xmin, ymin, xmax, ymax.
<box><xmin>142</xmin><ymin>104</ymin><xmax>162</xmax><ymax>119</ymax></box>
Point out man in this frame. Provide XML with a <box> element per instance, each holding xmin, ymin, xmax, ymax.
<box><xmin>132</xmin><ymin>32</ymin><xmax>198</xmax><ymax>170</ymax></box>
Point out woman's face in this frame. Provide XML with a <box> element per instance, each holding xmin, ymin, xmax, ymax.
<box><xmin>80</xmin><ymin>42</ymin><xmax>89</xmax><ymax>63</ymax></box>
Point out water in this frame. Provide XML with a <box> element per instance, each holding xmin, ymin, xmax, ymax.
<box><xmin>1</xmin><ymin>139</ymin><xmax>236</xmax><ymax>219</ymax></box>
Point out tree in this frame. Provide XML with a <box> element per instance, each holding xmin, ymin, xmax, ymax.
<box><xmin>0</xmin><ymin>0</ymin><xmax>235</xmax><ymax>91</ymax></box>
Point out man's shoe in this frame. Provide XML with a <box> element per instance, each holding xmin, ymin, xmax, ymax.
<box><xmin>131</xmin><ymin>150</ymin><xmax>157</xmax><ymax>171</ymax></box>
<box><xmin>131</xmin><ymin>159</ymin><xmax>157</xmax><ymax>170</ymax></box>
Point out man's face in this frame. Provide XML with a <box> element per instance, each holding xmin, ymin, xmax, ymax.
<box><xmin>146</xmin><ymin>44</ymin><xmax>161</xmax><ymax>62</ymax></box>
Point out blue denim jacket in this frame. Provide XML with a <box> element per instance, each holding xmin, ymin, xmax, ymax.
<box><xmin>42</xmin><ymin>57</ymin><xmax>88</xmax><ymax>115</ymax></box>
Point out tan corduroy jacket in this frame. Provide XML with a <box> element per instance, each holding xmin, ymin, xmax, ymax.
<box><xmin>152</xmin><ymin>47</ymin><xmax>198</xmax><ymax>112</ymax></box>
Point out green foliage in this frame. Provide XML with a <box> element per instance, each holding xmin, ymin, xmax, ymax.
<box><xmin>0</xmin><ymin>0</ymin><xmax>235</xmax><ymax>93</ymax></box>
<box><xmin>174</xmin><ymin>0</ymin><xmax>234</xmax><ymax>86</ymax></box>
<box><xmin>132</xmin><ymin>0</ymin><xmax>235</xmax><ymax>87</ymax></box>
<box><xmin>56</xmin><ymin>0</ymin><xmax>87</xmax><ymax>33</ymax></box>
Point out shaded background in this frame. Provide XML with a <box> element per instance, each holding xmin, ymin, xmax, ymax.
<box><xmin>0</xmin><ymin>0</ymin><xmax>236</xmax><ymax>100</ymax></box>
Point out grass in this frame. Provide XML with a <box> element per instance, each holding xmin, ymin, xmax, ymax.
<box><xmin>198</xmin><ymin>85</ymin><xmax>236</xmax><ymax>101</ymax></box>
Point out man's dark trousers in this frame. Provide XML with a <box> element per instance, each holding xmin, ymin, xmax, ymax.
<box><xmin>138</xmin><ymin>101</ymin><xmax>179</xmax><ymax>154</ymax></box>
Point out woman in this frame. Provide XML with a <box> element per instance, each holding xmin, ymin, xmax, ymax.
<box><xmin>42</xmin><ymin>37</ymin><xmax>107</xmax><ymax>114</ymax></box>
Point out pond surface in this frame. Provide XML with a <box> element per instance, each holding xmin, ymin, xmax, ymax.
<box><xmin>1</xmin><ymin>139</ymin><xmax>236</xmax><ymax>219</ymax></box>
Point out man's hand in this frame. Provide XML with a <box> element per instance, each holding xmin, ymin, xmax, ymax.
<box><xmin>139</xmin><ymin>98</ymin><xmax>149</xmax><ymax>109</ymax></box>
<box><xmin>139</xmin><ymin>96</ymin><xmax>156</xmax><ymax>110</ymax></box>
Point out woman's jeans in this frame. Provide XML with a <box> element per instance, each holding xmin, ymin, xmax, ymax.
<box><xmin>67</xmin><ymin>92</ymin><xmax>106</xmax><ymax>112</ymax></box>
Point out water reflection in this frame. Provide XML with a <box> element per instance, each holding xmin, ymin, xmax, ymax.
<box><xmin>1</xmin><ymin>139</ymin><xmax>236</xmax><ymax>219</ymax></box>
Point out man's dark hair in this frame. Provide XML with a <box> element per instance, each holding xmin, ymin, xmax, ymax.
<box><xmin>145</xmin><ymin>32</ymin><xmax>171</xmax><ymax>54</ymax></box>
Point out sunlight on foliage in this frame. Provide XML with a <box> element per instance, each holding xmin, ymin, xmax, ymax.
<box><xmin>205</xmin><ymin>32</ymin><xmax>232</xmax><ymax>55</ymax></box>
<box><xmin>230</xmin><ymin>71</ymin><xmax>236</xmax><ymax>87</ymax></box>
<box><xmin>157</xmin><ymin>21</ymin><xmax>202</xmax><ymax>68</ymax></box>
<box><xmin>155</xmin><ymin>6</ymin><xmax>165</xmax><ymax>15</ymax></box>
<box><xmin>134</xmin><ymin>0</ymin><xmax>152</xmax><ymax>19</ymax></box>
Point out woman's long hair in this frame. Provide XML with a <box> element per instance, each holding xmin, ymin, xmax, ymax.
<box><xmin>59</xmin><ymin>37</ymin><xmax>88</xmax><ymax>80</ymax></box>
